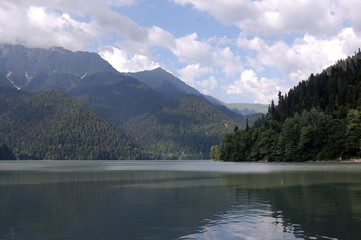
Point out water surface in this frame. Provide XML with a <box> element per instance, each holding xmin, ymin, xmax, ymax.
<box><xmin>1</xmin><ymin>160</ymin><xmax>361</xmax><ymax>240</ymax></box>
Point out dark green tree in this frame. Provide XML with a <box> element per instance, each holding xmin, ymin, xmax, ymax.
<box><xmin>0</xmin><ymin>141</ymin><xmax>16</xmax><ymax>160</ymax></box>
<box><xmin>345</xmin><ymin>109</ymin><xmax>361</xmax><ymax>157</ymax></box>
<box><xmin>213</xmin><ymin>50</ymin><xmax>361</xmax><ymax>162</ymax></box>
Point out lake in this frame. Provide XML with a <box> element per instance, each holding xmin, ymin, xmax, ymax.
<box><xmin>1</xmin><ymin>160</ymin><xmax>361</xmax><ymax>240</ymax></box>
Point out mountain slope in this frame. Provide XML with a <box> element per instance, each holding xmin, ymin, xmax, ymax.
<box><xmin>0</xmin><ymin>44</ymin><xmax>171</xmax><ymax>125</ymax></box>
<box><xmin>124</xmin><ymin>95</ymin><xmax>248</xmax><ymax>159</ymax></box>
<box><xmin>127</xmin><ymin>67</ymin><xmax>224</xmax><ymax>106</ymax></box>
<box><xmin>0</xmin><ymin>44</ymin><xmax>257</xmax><ymax>160</ymax></box>
<box><xmin>126</xmin><ymin>67</ymin><xmax>201</xmax><ymax>100</ymax></box>
<box><xmin>0</xmin><ymin>87</ymin><xmax>145</xmax><ymax>160</ymax></box>
<box><xmin>69</xmin><ymin>71</ymin><xmax>171</xmax><ymax>125</ymax></box>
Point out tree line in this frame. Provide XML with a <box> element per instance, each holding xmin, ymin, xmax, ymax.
<box><xmin>211</xmin><ymin>51</ymin><xmax>361</xmax><ymax>161</ymax></box>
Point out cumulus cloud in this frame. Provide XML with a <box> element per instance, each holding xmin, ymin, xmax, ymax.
<box><xmin>171</xmin><ymin>33</ymin><xmax>213</xmax><ymax>64</ymax></box>
<box><xmin>172</xmin><ymin>0</ymin><xmax>354</xmax><ymax>36</ymax></box>
<box><xmin>212</xmin><ymin>47</ymin><xmax>243</xmax><ymax>77</ymax></box>
<box><xmin>199</xmin><ymin>76</ymin><xmax>218</xmax><ymax>94</ymax></box>
<box><xmin>171</xmin><ymin>0</ymin><xmax>361</xmax><ymax>103</ymax></box>
<box><xmin>177</xmin><ymin>64</ymin><xmax>212</xmax><ymax>85</ymax></box>
<box><xmin>226</xmin><ymin>69</ymin><xmax>290</xmax><ymax>104</ymax></box>
<box><xmin>0</xmin><ymin>0</ymin><xmax>148</xmax><ymax>50</ymax></box>
<box><xmin>177</xmin><ymin>64</ymin><xmax>218</xmax><ymax>94</ymax></box>
<box><xmin>2</xmin><ymin>0</ymin><xmax>361</xmax><ymax>103</ymax></box>
<box><xmin>238</xmin><ymin>27</ymin><xmax>361</xmax><ymax>83</ymax></box>
<box><xmin>0</xmin><ymin>0</ymin><xmax>176</xmax><ymax>72</ymax></box>
<box><xmin>99</xmin><ymin>46</ymin><xmax>160</xmax><ymax>73</ymax></box>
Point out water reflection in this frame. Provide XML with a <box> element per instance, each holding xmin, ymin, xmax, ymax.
<box><xmin>0</xmin><ymin>162</ymin><xmax>361</xmax><ymax>240</ymax></box>
<box><xmin>201</xmin><ymin>171</ymin><xmax>361</xmax><ymax>240</ymax></box>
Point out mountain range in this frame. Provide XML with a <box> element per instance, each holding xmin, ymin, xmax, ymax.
<box><xmin>0</xmin><ymin>43</ymin><xmax>261</xmax><ymax>160</ymax></box>
<box><xmin>225</xmin><ymin>103</ymin><xmax>268</xmax><ymax>116</ymax></box>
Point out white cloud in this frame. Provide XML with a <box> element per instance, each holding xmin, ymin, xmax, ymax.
<box><xmin>148</xmin><ymin>26</ymin><xmax>175</xmax><ymax>48</ymax></box>
<box><xmin>27</xmin><ymin>6</ymin><xmax>46</xmax><ymax>24</ymax></box>
<box><xmin>212</xmin><ymin>47</ymin><xmax>243</xmax><ymax>77</ymax></box>
<box><xmin>177</xmin><ymin>64</ymin><xmax>218</xmax><ymax>94</ymax></box>
<box><xmin>0</xmin><ymin>0</ymin><xmax>150</xmax><ymax>50</ymax></box>
<box><xmin>172</xmin><ymin>0</ymin><xmax>343</xmax><ymax>36</ymax></box>
<box><xmin>199</xmin><ymin>75</ymin><xmax>218</xmax><ymax>92</ymax></box>
<box><xmin>238</xmin><ymin>27</ymin><xmax>361</xmax><ymax>83</ymax></box>
<box><xmin>99</xmin><ymin>46</ymin><xmax>159</xmax><ymax>73</ymax></box>
<box><xmin>177</xmin><ymin>64</ymin><xmax>212</xmax><ymax>86</ymax></box>
<box><xmin>171</xmin><ymin>33</ymin><xmax>212</xmax><ymax>64</ymax></box>
<box><xmin>337</xmin><ymin>0</ymin><xmax>361</xmax><ymax>32</ymax></box>
<box><xmin>0</xmin><ymin>2</ymin><xmax>97</xmax><ymax>50</ymax></box>
<box><xmin>2</xmin><ymin>0</ymin><xmax>361</xmax><ymax>104</ymax></box>
<box><xmin>226</xmin><ymin>69</ymin><xmax>290</xmax><ymax>104</ymax></box>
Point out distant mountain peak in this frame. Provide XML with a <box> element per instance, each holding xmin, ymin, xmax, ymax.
<box><xmin>126</xmin><ymin>67</ymin><xmax>201</xmax><ymax>100</ymax></box>
<box><xmin>137</xmin><ymin>67</ymin><xmax>171</xmax><ymax>74</ymax></box>
<box><xmin>153</xmin><ymin>67</ymin><xmax>164</xmax><ymax>71</ymax></box>
<box><xmin>50</xmin><ymin>46</ymin><xmax>69</xmax><ymax>53</ymax></box>
<box><xmin>153</xmin><ymin>66</ymin><xmax>169</xmax><ymax>72</ymax></box>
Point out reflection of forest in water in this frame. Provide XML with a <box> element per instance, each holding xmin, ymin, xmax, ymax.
<box><xmin>222</xmin><ymin>171</ymin><xmax>361</xmax><ymax>239</ymax></box>
<box><xmin>1</xmin><ymin>169</ymin><xmax>361</xmax><ymax>239</ymax></box>
<box><xmin>0</xmin><ymin>171</ymin><xmax>232</xmax><ymax>240</ymax></box>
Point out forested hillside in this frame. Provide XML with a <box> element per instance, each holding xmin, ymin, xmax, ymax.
<box><xmin>0</xmin><ymin>44</ymin><xmax>255</xmax><ymax>160</ymax></box>
<box><xmin>0</xmin><ymin>87</ymin><xmax>145</xmax><ymax>160</ymax></box>
<box><xmin>69</xmin><ymin>71</ymin><xmax>169</xmax><ymax>125</ymax></box>
<box><xmin>212</xmin><ymin>51</ymin><xmax>361</xmax><ymax>161</ymax></box>
<box><xmin>124</xmin><ymin>95</ymin><xmax>252</xmax><ymax>159</ymax></box>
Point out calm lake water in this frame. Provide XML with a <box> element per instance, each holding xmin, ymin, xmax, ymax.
<box><xmin>1</xmin><ymin>161</ymin><xmax>361</xmax><ymax>240</ymax></box>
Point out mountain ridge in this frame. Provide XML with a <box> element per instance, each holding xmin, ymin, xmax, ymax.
<box><xmin>0</xmin><ymin>44</ymin><xmax>117</xmax><ymax>90</ymax></box>
<box><xmin>126</xmin><ymin>67</ymin><xmax>202</xmax><ymax>100</ymax></box>
<box><xmin>225</xmin><ymin>103</ymin><xmax>268</xmax><ymax>115</ymax></box>
<box><xmin>0</xmin><ymin>43</ymin><xmax>259</xmax><ymax>159</ymax></box>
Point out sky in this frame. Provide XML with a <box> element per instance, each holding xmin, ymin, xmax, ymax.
<box><xmin>1</xmin><ymin>0</ymin><xmax>361</xmax><ymax>104</ymax></box>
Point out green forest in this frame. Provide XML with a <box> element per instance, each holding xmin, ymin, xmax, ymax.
<box><xmin>1</xmin><ymin>44</ymin><xmax>257</xmax><ymax>160</ymax></box>
<box><xmin>211</xmin><ymin>51</ymin><xmax>361</xmax><ymax>161</ymax></box>
<box><xmin>0</xmin><ymin>87</ymin><xmax>146</xmax><ymax>160</ymax></box>
<box><xmin>124</xmin><ymin>95</ymin><xmax>254</xmax><ymax>159</ymax></box>
<box><xmin>0</xmin><ymin>141</ymin><xmax>15</xmax><ymax>160</ymax></box>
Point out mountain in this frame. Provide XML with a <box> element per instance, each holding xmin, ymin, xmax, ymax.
<box><xmin>126</xmin><ymin>67</ymin><xmax>201</xmax><ymax>100</ymax></box>
<box><xmin>0</xmin><ymin>44</ymin><xmax>256</xmax><ymax>160</ymax></box>
<box><xmin>1</xmin><ymin>44</ymin><xmax>171</xmax><ymax>125</ymax></box>
<box><xmin>212</xmin><ymin>51</ymin><xmax>361</xmax><ymax>162</ymax></box>
<box><xmin>124</xmin><ymin>95</ymin><xmax>247</xmax><ymax>159</ymax></box>
<box><xmin>68</xmin><ymin>71</ymin><xmax>170</xmax><ymax>125</ymax></box>
<box><xmin>0</xmin><ymin>44</ymin><xmax>117</xmax><ymax>90</ymax></box>
<box><xmin>0</xmin><ymin>87</ymin><xmax>145</xmax><ymax>160</ymax></box>
<box><xmin>225</xmin><ymin>103</ymin><xmax>268</xmax><ymax>115</ymax></box>
<box><xmin>127</xmin><ymin>67</ymin><xmax>225</xmax><ymax>106</ymax></box>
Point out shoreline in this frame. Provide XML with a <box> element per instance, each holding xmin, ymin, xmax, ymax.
<box><xmin>255</xmin><ymin>158</ymin><xmax>361</xmax><ymax>163</ymax></box>
<box><xmin>307</xmin><ymin>158</ymin><xmax>361</xmax><ymax>163</ymax></box>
